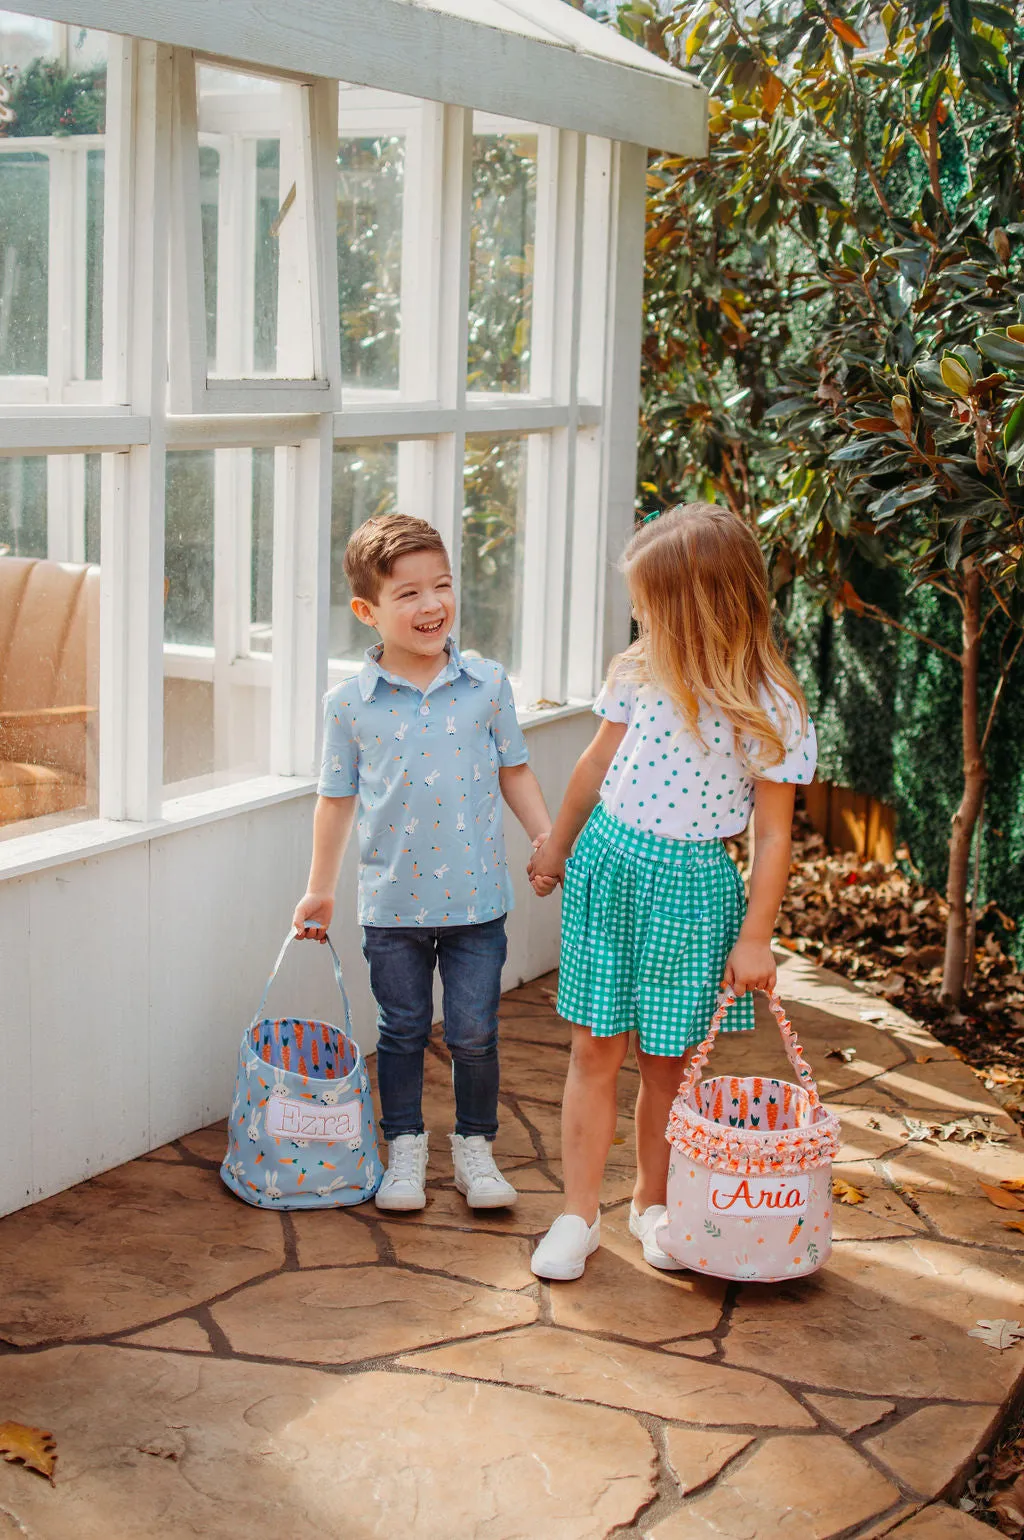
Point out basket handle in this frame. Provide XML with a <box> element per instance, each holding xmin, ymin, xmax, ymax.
<box><xmin>677</xmin><ymin>989</ymin><xmax>824</xmax><ymax>1111</ymax></box>
<box><xmin>251</xmin><ymin>930</ymin><xmax>354</xmax><ymax>1037</ymax></box>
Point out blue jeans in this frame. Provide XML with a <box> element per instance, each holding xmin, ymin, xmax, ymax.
<box><xmin>362</xmin><ymin>916</ymin><xmax>508</xmax><ymax>1141</ymax></box>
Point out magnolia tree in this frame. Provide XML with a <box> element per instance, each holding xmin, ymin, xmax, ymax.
<box><xmin>626</xmin><ymin>0</ymin><xmax>1024</xmax><ymax>1009</ymax></box>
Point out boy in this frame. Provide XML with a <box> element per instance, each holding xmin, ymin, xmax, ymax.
<box><xmin>293</xmin><ymin>513</ymin><xmax>551</xmax><ymax>1213</ymax></box>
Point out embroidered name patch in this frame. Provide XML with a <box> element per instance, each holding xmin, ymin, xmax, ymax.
<box><xmin>707</xmin><ymin>1173</ymin><xmax>809</xmax><ymax>1214</ymax></box>
<box><xmin>265</xmin><ymin>1096</ymin><xmax>362</xmax><ymax>1143</ymax></box>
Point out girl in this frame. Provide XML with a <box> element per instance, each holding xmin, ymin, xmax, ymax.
<box><xmin>527</xmin><ymin>503</ymin><xmax>816</xmax><ymax>1280</ymax></box>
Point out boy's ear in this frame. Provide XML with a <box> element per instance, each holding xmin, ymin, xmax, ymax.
<box><xmin>351</xmin><ymin>596</ymin><xmax>377</xmax><ymax>628</ymax></box>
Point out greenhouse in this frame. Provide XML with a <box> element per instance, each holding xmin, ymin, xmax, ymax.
<box><xmin>0</xmin><ymin>0</ymin><xmax>703</xmax><ymax>1207</ymax></box>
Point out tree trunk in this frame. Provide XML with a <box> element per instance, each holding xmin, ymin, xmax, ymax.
<box><xmin>939</xmin><ymin>567</ymin><xmax>986</xmax><ymax>1009</ymax></box>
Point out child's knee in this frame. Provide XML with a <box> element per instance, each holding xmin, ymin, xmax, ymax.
<box><xmin>636</xmin><ymin>1048</ymin><xmax>688</xmax><ymax>1095</ymax></box>
<box><xmin>570</xmin><ymin>1028</ymin><xmax>628</xmax><ymax>1078</ymax></box>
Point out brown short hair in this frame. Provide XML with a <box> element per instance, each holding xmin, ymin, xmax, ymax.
<box><xmin>343</xmin><ymin>514</ymin><xmax>449</xmax><ymax>602</ymax></box>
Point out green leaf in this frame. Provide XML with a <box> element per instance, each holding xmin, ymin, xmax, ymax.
<box><xmin>977</xmin><ymin>333</ymin><xmax>1024</xmax><ymax>369</ymax></box>
<box><xmin>919</xmin><ymin>67</ymin><xmax>945</xmax><ymax>119</ymax></box>
<box><xmin>971</xmin><ymin>1</ymin><xmax>1017</xmax><ymax>28</ymax></box>
<box><xmin>1003</xmin><ymin>398</ymin><xmax>1024</xmax><ymax>452</ymax></box>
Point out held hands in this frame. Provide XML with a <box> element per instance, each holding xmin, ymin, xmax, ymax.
<box><xmin>528</xmin><ymin>833</ymin><xmax>566</xmax><ymax>898</ymax></box>
<box><xmin>292</xmin><ymin>892</ymin><xmax>334</xmax><ymax>942</ymax></box>
<box><xmin>722</xmin><ymin>939</ymin><xmax>777</xmax><ymax>998</ymax></box>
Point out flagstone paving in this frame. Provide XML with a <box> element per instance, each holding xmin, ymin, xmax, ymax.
<box><xmin>1</xmin><ymin>950</ymin><xmax>1023</xmax><ymax>1538</ymax></box>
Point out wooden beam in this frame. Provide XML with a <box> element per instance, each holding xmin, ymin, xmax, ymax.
<box><xmin>12</xmin><ymin>0</ymin><xmax>708</xmax><ymax>154</ymax></box>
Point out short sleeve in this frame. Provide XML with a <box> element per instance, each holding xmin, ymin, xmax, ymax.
<box><xmin>492</xmin><ymin>668</ymin><xmax>528</xmax><ymax>767</ymax></box>
<box><xmin>317</xmin><ymin>691</ymin><xmax>359</xmax><ymax>797</ymax></box>
<box><xmin>751</xmin><ymin>690</ymin><xmax>817</xmax><ymax>784</ymax></box>
<box><xmin>594</xmin><ymin>672</ymin><xmax>635</xmax><ymax>724</ymax></box>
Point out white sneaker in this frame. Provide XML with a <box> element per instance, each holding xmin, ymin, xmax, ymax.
<box><xmin>531</xmin><ymin>1214</ymin><xmax>601</xmax><ymax>1281</ymax></box>
<box><xmin>629</xmin><ymin>1201</ymin><xmax>686</xmax><ymax>1271</ymax></box>
<box><xmin>375</xmin><ymin>1133</ymin><xmax>429</xmax><ymax>1212</ymax></box>
<box><xmin>450</xmin><ymin>1134</ymin><xmax>518</xmax><ymax>1209</ymax></box>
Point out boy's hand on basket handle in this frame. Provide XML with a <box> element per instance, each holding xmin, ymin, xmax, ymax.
<box><xmin>723</xmin><ymin>939</ymin><xmax>777</xmax><ymax>997</ymax></box>
<box><xmin>293</xmin><ymin>892</ymin><xmax>334</xmax><ymax>941</ymax></box>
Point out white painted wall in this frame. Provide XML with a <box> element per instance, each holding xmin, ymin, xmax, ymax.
<box><xmin>0</xmin><ymin>709</ymin><xmax>595</xmax><ymax>1217</ymax></box>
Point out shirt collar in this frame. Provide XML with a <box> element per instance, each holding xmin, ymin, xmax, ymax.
<box><xmin>357</xmin><ymin>638</ymin><xmax>489</xmax><ymax>702</ymax></box>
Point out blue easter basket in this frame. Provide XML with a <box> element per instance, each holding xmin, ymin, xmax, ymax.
<box><xmin>220</xmin><ymin>931</ymin><xmax>381</xmax><ymax>1208</ymax></box>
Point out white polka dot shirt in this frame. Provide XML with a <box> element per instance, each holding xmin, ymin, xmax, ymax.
<box><xmin>595</xmin><ymin>676</ymin><xmax>816</xmax><ymax>841</ymax></box>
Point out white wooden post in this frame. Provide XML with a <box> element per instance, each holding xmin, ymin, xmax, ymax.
<box><xmin>433</xmin><ymin>106</ymin><xmax>472</xmax><ymax>604</ymax></box>
<box><xmin>567</xmin><ymin>138</ymin><xmax>646</xmax><ymax>699</ymax></box>
<box><xmin>519</xmin><ymin>127</ymin><xmax>584</xmax><ymax>703</ymax></box>
<box><xmin>98</xmin><ymin>40</ymin><xmax>172</xmax><ymax>821</ymax></box>
<box><xmin>269</xmin><ymin>420</ymin><xmax>333</xmax><ymax>776</ymax></box>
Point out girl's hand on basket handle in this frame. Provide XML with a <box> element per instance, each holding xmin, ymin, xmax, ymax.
<box><xmin>293</xmin><ymin>892</ymin><xmax>334</xmax><ymax>941</ymax></box>
<box><xmin>723</xmin><ymin>939</ymin><xmax>776</xmax><ymax>997</ymax></box>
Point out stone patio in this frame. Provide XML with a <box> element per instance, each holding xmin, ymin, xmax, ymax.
<box><xmin>1</xmin><ymin>952</ymin><xmax>1023</xmax><ymax>1538</ymax></box>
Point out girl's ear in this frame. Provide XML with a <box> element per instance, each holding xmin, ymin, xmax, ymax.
<box><xmin>351</xmin><ymin>596</ymin><xmax>377</xmax><ymax>628</ymax></box>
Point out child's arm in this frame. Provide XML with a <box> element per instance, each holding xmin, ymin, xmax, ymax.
<box><xmin>293</xmin><ymin>794</ymin><xmax>357</xmax><ymax>940</ymax></box>
<box><xmin>499</xmin><ymin>763</ymin><xmax>551</xmax><ymax>846</ymax></box>
<box><xmin>529</xmin><ymin>720</ymin><xmax>627</xmax><ymax>892</ymax></box>
<box><xmin>723</xmin><ymin>780</ymin><xmax>795</xmax><ymax>995</ymax></box>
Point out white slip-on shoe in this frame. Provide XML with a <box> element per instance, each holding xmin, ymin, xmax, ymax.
<box><xmin>629</xmin><ymin>1201</ymin><xmax>686</xmax><ymax>1271</ymax></box>
<box><xmin>375</xmin><ymin>1132</ymin><xmax>429</xmax><ymax>1211</ymax></box>
<box><xmin>450</xmin><ymin>1134</ymin><xmax>518</xmax><ymax>1209</ymax></box>
<box><xmin>530</xmin><ymin>1213</ymin><xmax>601</xmax><ymax>1281</ymax></box>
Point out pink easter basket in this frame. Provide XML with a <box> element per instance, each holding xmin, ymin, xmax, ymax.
<box><xmin>658</xmin><ymin>989</ymin><xmax>841</xmax><ymax>1282</ymax></box>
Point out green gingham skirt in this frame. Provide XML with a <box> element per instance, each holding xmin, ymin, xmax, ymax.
<box><xmin>556</xmin><ymin>803</ymin><xmax>755</xmax><ymax>1055</ymax></box>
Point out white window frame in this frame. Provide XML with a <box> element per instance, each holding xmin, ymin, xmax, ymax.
<box><xmin>0</xmin><ymin>19</ymin><xmax>648</xmax><ymax>873</ymax></box>
<box><xmin>167</xmin><ymin>51</ymin><xmax>342</xmax><ymax>415</ymax></box>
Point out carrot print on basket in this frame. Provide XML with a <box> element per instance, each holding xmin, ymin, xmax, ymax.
<box><xmin>787</xmin><ymin>1216</ymin><xmax>805</xmax><ymax>1246</ymax></box>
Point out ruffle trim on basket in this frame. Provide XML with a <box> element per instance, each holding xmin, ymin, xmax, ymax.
<box><xmin>667</xmin><ymin>1099</ymin><xmax>841</xmax><ymax>1176</ymax></box>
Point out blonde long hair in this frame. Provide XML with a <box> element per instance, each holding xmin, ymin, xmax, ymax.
<box><xmin>611</xmin><ymin>503</ymin><xmax>807</xmax><ymax>770</ymax></box>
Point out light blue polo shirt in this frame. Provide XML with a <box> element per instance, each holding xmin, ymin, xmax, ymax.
<box><xmin>318</xmin><ymin>640</ymin><xmax>529</xmax><ymax>927</ymax></box>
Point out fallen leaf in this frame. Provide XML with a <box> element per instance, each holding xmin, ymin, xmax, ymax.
<box><xmin>1003</xmin><ymin>1219</ymin><xmax>1024</xmax><ymax>1235</ymax></box>
<box><xmin>1001</xmin><ymin>1179</ymin><xmax>1024</xmax><ymax>1192</ymax></box>
<box><xmin>827</xmin><ymin>1045</ymin><xmax>857</xmax><ymax>1063</ymax></box>
<box><xmin>915</xmin><ymin>1054</ymin><xmax>933</xmax><ymax>1064</ymax></box>
<box><xmin>968</xmin><ymin>1319</ymin><xmax>1024</xmax><ymax>1350</ymax></box>
<box><xmin>0</xmin><ymin>1421</ymin><xmax>57</xmax><ymax>1484</ymax></box>
<box><xmin>980</xmin><ymin>1182</ymin><xmax>1024</xmax><ymax>1211</ymax></box>
<box><xmin>867</xmin><ymin>1118</ymin><xmax>882</xmax><ymax>1131</ymax></box>
<box><xmin>991</xmin><ymin>1471</ymin><xmax>1024</xmax><ymax>1531</ymax></box>
<box><xmin>138</xmin><ymin>1440</ymin><xmax>180</xmax><ymax>1461</ymax></box>
<box><xmin>833</xmin><ymin>1178</ymin><xmax>867</xmax><ymax>1205</ymax></box>
<box><xmin>903</xmin><ymin>1115</ymin><xmax>1009</xmax><ymax>1146</ymax></box>
<box><xmin>992</xmin><ymin>1444</ymin><xmax>1024</xmax><ymax>1481</ymax></box>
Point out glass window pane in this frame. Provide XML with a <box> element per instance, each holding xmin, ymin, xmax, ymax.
<box><xmin>164</xmin><ymin>449</ymin><xmax>272</xmax><ymax>792</ymax></box>
<box><xmin>337</xmin><ymin>136</ymin><xmax>404</xmax><ymax>390</ymax></box>
<box><xmin>0</xmin><ymin>151</ymin><xmax>48</xmax><ymax>376</ymax></box>
<box><xmin>198</xmin><ymin>145</ymin><xmax>219</xmax><ymax>368</ymax></box>
<box><xmin>329</xmin><ymin>443</ymin><xmax>397</xmax><ymax>661</ymax></box>
<box><xmin>461</xmin><ymin>435</ymin><xmax>526</xmax><ymax>672</ymax></box>
<box><xmin>0</xmin><ymin>11</ymin><xmax>107</xmax><ymax>390</ymax></box>
<box><xmin>468</xmin><ymin>119</ymin><xmax>537</xmax><ymax>395</ymax></box>
<box><xmin>0</xmin><ymin>451</ymin><xmax>102</xmax><ymax>835</ymax></box>
<box><xmin>250</xmin><ymin>447</ymin><xmax>274</xmax><ymax>655</ymax></box>
<box><xmin>196</xmin><ymin>66</ymin><xmax>316</xmax><ymax>381</ymax></box>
